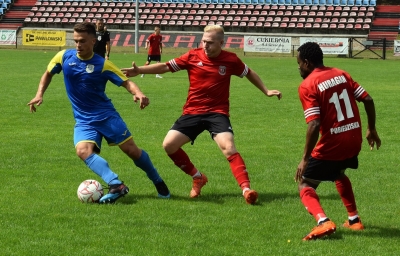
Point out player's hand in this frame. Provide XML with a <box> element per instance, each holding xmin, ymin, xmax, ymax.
<box><xmin>27</xmin><ymin>96</ymin><xmax>43</xmax><ymax>113</ymax></box>
<box><xmin>121</xmin><ymin>62</ymin><xmax>140</xmax><ymax>77</ymax></box>
<box><xmin>366</xmin><ymin>128</ymin><xmax>381</xmax><ymax>150</ymax></box>
<box><xmin>105</xmin><ymin>56</ymin><xmax>109</xmax><ymax>60</ymax></box>
<box><xmin>133</xmin><ymin>93</ymin><xmax>149</xmax><ymax>109</ymax></box>
<box><xmin>295</xmin><ymin>159</ymin><xmax>308</xmax><ymax>183</ymax></box>
<box><xmin>267</xmin><ymin>90</ymin><xmax>282</xmax><ymax>100</ymax></box>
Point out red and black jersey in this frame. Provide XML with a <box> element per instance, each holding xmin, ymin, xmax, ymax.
<box><xmin>166</xmin><ymin>48</ymin><xmax>249</xmax><ymax>116</ymax></box>
<box><xmin>146</xmin><ymin>34</ymin><xmax>162</xmax><ymax>55</ymax></box>
<box><xmin>298</xmin><ymin>67</ymin><xmax>369</xmax><ymax>161</ymax></box>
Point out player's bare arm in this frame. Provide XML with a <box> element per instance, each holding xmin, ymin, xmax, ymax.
<box><xmin>296</xmin><ymin>119</ymin><xmax>320</xmax><ymax>182</ymax></box>
<box><xmin>361</xmin><ymin>95</ymin><xmax>381</xmax><ymax>150</ymax></box>
<box><xmin>121</xmin><ymin>62</ymin><xmax>169</xmax><ymax>77</ymax></box>
<box><xmin>245</xmin><ymin>69</ymin><xmax>282</xmax><ymax>100</ymax></box>
<box><xmin>138</xmin><ymin>62</ymin><xmax>169</xmax><ymax>75</ymax></box>
<box><xmin>121</xmin><ymin>80</ymin><xmax>149</xmax><ymax>110</ymax></box>
<box><xmin>27</xmin><ymin>71</ymin><xmax>54</xmax><ymax>113</ymax></box>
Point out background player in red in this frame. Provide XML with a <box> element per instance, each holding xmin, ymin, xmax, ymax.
<box><xmin>122</xmin><ymin>25</ymin><xmax>282</xmax><ymax>205</ymax></box>
<box><xmin>295</xmin><ymin>42</ymin><xmax>381</xmax><ymax>241</ymax></box>
<box><xmin>141</xmin><ymin>26</ymin><xmax>163</xmax><ymax>79</ymax></box>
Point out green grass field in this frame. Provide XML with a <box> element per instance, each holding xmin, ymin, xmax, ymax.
<box><xmin>0</xmin><ymin>48</ymin><xmax>399</xmax><ymax>255</ymax></box>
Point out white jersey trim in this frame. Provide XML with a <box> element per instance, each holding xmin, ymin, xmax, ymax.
<box><xmin>354</xmin><ymin>86</ymin><xmax>365</xmax><ymax>99</ymax></box>
<box><xmin>304</xmin><ymin>107</ymin><xmax>320</xmax><ymax>119</ymax></box>
<box><xmin>168</xmin><ymin>59</ymin><xmax>181</xmax><ymax>71</ymax></box>
<box><xmin>240</xmin><ymin>64</ymin><xmax>249</xmax><ymax>78</ymax></box>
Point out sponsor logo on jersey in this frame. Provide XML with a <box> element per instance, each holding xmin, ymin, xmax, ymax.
<box><xmin>197</xmin><ymin>61</ymin><xmax>203</xmax><ymax>66</ymax></box>
<box><xmin>330</xmin><ymin>121</ymin><xmax>360</xmax><ymax>134</ymax></box>
<box><xmin>317</xmin><ymin>75</ymin><xmax>347</xmax><ymax>92</ymax></box>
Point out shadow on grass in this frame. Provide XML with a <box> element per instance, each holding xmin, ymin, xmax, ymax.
<box><xmin>115</xmin><ymin>191</ymin><xmax>305</xmax><ymax>206</ymax></box>
<box><xmin>112</xmin><ymin>191</ymin><xmax>343</xmax><ymax>206</ymax></box>
<box><xmin>345</xmin><ymin>225</ymin><xmax>400</xmax><ymax>239</ymax></box>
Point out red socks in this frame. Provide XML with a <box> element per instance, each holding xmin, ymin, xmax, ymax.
<box><xmin>227</xmin><ymin>152</ymin><xmax>250</xmax><ymax>190</ymax></box>
<box><xmin>335</xmin><ymin>175</ymin><xmax>358</xmax><ymax>216</ymax></box>
<box><xmin>168</xmin><ymin>150</ymin><xmax>252</xmax><ymax>190</ymax></box>
<box><xmin>168</xmin><ymin>148</ymin><xmax>197</xmax><ymax>176</ymax></box>
<box><xmin>300</xmin><ymin>187</ymin><xmax>327</xmax><ymax>222</ymax></box>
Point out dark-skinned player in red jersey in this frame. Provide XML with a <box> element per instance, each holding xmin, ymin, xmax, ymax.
<box><xmin>122</xmin><ymin>25</ymin><xmax>282</xmax><ymax>205</ymax></box>
<box><xmin>295</xmin><ymin>42</ymin><xmax>381</xmax><ymax>241</ymax></box>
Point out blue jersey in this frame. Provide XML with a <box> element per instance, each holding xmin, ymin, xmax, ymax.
<box><xmin>47</xmin><ymin>49</ymin><xmax>128</xmax><ymax>123</ymax></box>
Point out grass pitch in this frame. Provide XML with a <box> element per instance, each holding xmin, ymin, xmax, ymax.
<box><xmin>0</xmin><ymin>48</ymin><xmax>399</xmax><ymax>255</ymax></box>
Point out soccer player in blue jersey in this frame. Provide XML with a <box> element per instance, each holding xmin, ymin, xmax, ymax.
<box><xmin>27</xmin><ymin>22</ymin><xmax>170</xmax><ymax>204</ymax></box>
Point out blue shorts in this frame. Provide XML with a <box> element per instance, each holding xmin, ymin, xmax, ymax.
<box><xmin>74</xmin><ymin>114</ymin><xmax>132</xmax><ymax>153</ymax></box>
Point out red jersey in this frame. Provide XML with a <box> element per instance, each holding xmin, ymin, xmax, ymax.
<box><xmin>298</xmin><ymin>67</ymin><xmax>369</xmax><ymax>161</ymax></box>
<box><xmin>166</xmin><ymin>48</ymin><xmax>249</xmax><ymax>116</ymax></box>
<box><xmin>146</xmin><ymin>34</ymin><xmax>162</xmax><ymax>55</ymax></box>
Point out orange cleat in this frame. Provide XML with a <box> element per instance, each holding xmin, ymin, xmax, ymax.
<box><xmin>343</xmin><ymin>219</ymin><xmax>365</xmax><ymax>230</ymax></box>
<box><xmin>303</xmin><ymin>220</ymin><xmax>337</xmax><ymax>241</ymax></box>
<box><xmin>190</xmin><ymin>174</ymin><xmax>208</xmax><ymax>198</ymax></box>
<box><xmin>243</xmin><ymin>189</ymin><xmax>258</xmax><ymax>205</ymax></box>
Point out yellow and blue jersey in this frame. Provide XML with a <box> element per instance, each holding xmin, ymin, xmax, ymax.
<box><xmin>47</xmin><ymin>49</ymin><xmax>128</xmax><ymax>123</ymax></box>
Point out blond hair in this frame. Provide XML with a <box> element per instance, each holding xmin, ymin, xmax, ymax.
<box><xmin>204</xmin><ymin>25</ymin><xmax>224</xmax><ymax>40</ymax></box>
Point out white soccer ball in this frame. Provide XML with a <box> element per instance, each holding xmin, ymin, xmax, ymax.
<box><xmin>77</xmin><ymin>179</ymin><xmax>104</xmax><ymax>203</ymax></box>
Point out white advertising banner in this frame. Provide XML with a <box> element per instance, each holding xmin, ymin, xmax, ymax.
<box><xmin>0</xmin><ymin>30</ymin><xmax>16</xmax><ymax>45</ymax></box>
<box><xmin>244</xmin><ymin>36</ymin><xmax>292</xmax><ymax>53</ymax></box>
<box><xmin>394</xmin><ymin>40</ymin><xmax>400</xmax><ymax>57</ymax></box>
<box><xmin>300</xmin><ymin>38</ymin><xmax>349</xmax><ymax>55</ymax></box>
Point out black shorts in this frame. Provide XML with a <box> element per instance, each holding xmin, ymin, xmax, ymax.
<box><xmin>303</xmin><ymin>155</ymin><xmax>359</xmax><ymax>182</ymax></box>
<box><xmin>171</xmin><ymin>113</ymin><xmax>234</xmax><ymax>143</ymax></box>
<box><xmin>147</xmin><ymin>55</ymin><xmax>161</xmax><ymax>62</ymax></box>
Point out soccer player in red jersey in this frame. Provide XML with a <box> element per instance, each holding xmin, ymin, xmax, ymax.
<box><xmin>122</xmin><ymin>25</ymin><xmax>282</xmax><ymax>204</ymax></box>
<box><xmin>141</xmin><ymin>26</ymin><xmax>163</xmax><ymax>79</ymax></box>
<box><xmin>295</xmin><ymin>42</ymin><xmax>381</xmax><ymax>240</ymax></box>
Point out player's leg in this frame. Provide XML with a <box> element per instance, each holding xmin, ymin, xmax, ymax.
<box><xmin>74</xmin><ymin>124</ymin><xmax>126</xmax><ymax>204</ymax></box>
<box><xmin>213</xmin><ymin>132</ymin><xmax>257</xmax><ymax>204</ymax></box>
<box><xmin>101</xmin><ymin>114</ymin><xmax>169</xmax><ymax>198</ymax></box>
<box><xmin>155</xmin><ymin>56</ymin><xmax>162</xmax><ymax>78</ymax></box>
<box><xmin>300</xmin><ymin>158</ymin><xmax>337</xmax><ymax>240</ymax></box>
<box><xmin>335</xmin><ymin>156</ymin><xmax>364</xmax><ymax>230</ymax></box>
<box><xmin>163</xmin><ymin>116</ymin><xmax>207</xmax><ymax>198</ymax></box>
<box><xmin>141</xmin><ymin>56</ymin><xmax>151</xmax><ymax>77</ymax></box>
<box><xmin>119</xmin><ymin>138</ymin><xmax>170</xmax><ymax>198</ymax></box>
<box><xmin>207</xmin><ymin>114</ymin><xmax>257</xmax><ymax>204</ymax></box>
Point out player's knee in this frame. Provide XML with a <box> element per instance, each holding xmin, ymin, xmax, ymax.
<box><xmin>76</xmin><ymin>146</ymin><xmax>92</xmax><ymax>160</ymax></box>
<box><xmin>162</xmin><ymin>140</ymin><xmax>176</xmax><ymax>154</ymax></box>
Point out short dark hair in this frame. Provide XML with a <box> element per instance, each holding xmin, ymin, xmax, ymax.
<box><xmin>73</xmin><ymin>22</ymin><xmax>96</xmax><ymax>37</ymax></box>
<box><xmin>297</xmin><ymin>42</ymin><xmax>323</xmax><ymax>66</ymax></box>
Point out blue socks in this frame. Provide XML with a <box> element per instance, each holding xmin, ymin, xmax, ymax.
<box><xmin>134</xmin><ymin>150</ymin><xmax>162</xmax><ymax>184</ymax></box>
<box><xmin>84</xmin><ymin>154</ymin><xmax>121</xmax><ymax>185</ymax></box>
<box><xmin>84</xmin><ymin>150</ymin><xmax>161</xmax><ymax>185</ymax></box>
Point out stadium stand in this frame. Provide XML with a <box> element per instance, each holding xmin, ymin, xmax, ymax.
<box><xmin>0</xmin><ymin>0</ymin><xmax>388</xmax><ymax>35</ymax></box>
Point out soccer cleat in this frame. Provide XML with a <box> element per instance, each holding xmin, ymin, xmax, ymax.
<box><xmin>99</xmin><ymin>183</ymin><xmax>129</xmax><ymax>204</ymax></box>
<box><xmin>156</xmin><ymin>74</ymin><xmax>163</xmax><ymax>78</ymax></box>
<box><xmin>343</xmin><ymin>218</ymin><xmax>365</xmax><ymax>230</ymax></box>
<box><xmin>243</xmin><ymin>189</ymin><xmax>258</xmax><ymax>205</ymax></box>
<box><xmin>141</xmin><ymin>74</ymin><xmax>145</xmax><ymax>78</ymax></box>
<box><xmin>155</xmin><ymin>180</ymin><xmax>170</xmax><ymax>199</ymax></box>
<box><xmin>303</xmin><ymin>220</ymin><xmax>337</xmax><ymax>241</ymax></box>
<box><xmin>190</xmin><ymin>173</ymin><xmax>208</xmax><ymax>198</ymax></box>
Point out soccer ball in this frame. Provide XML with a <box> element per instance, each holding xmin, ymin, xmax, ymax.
<box><xmin>77</xmin><ymin>179</ymin><xmax>104</xmax><ymax>203</ymax></box>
